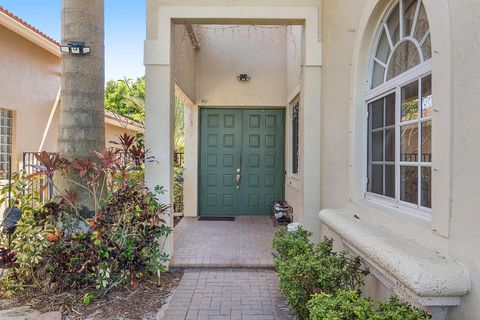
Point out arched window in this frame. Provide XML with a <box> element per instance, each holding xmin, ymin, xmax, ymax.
<box><xmin>366</xmin><ymin>0</ymin><xmax>432</xmax><ymax>213</ymax></box>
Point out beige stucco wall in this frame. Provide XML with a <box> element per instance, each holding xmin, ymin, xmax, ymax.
<box><xmin>0</xmin><ymin>24</ymin><xmax>61</xmax><ymax>168</ymax></box>
<box><xmin>317</xmin><ymin>0</ymin><xmax>480</xmax><ymax>318</ymax></box>
<box><xmin>104</xmin><ymin>123</ymin><xmax>139</xmax><ymax>149</ymax></box>
<box><xmin>284</xmin><ymin>25</ymin><xmax>303</xmax><ymax>221</ymax></box>
<box><xmin>174</xmin><ymin>24</ymin><xmax>197</xmax><ymax>102</ymax></box>
<box><xmin>0</xmin><ymin>24</ymin><xmax>140</xmax><ymax>172</ymax></box>
<box><xmin>448</xmin><ymin>0</ymin><xmax>480</xmax><ymax>318</ymax></box>
<box><xmin>195</xmin><ymin>25</ymin><xmax>287</xmax><ymax>106</ymax></box>
<box><xmin>147</xmin><ymin>0</ymin><xmax>480</xmax><ymax>317</ymax></box>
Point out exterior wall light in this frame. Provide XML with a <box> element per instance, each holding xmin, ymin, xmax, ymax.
<box><xmin>60</xmin><ymin>41</ymin><xmax>91</xmax><ymax>55</ymax></box>
<box><xmin>237</xmin><ymin>74</ymin><xmax>251</xmax><ymax>81</ymax></box>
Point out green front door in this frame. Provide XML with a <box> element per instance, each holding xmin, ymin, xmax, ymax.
<box><xmin>199</xmin><ymin>108</ymin><xmax>285</xmax><ymax>215</ymax></box>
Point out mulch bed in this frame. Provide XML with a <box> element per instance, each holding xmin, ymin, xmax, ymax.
<box><xmin>0</xmin><ymin>271</ymin><xmax>183</xmax><ymax>319</ymax></box>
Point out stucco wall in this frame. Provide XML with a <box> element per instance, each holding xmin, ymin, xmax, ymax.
<box><xmin>447</xmin><ymin>0</ymin><xmax>480</xmax><ymax>318</ymax></box>
<box><xmin>174</xmin><ymin>24</ymin><xmax>197</xmax><ymax>101</ymax></box>
<box><xmin>147</xmin><ymin>0</ymin><xmax>321</xmax><ymax>40</ymax></box>
<box><xmin>318</xmin><ymin>0</ymin><xmax>480</xmax><ymax>318</ymax></box>
<box><xmin>104</xmin><ymin>123</ymin><xmax>138</xmax><ymax>149</ymax></box>
<box><xmin>320</xmin><ymin>0</ymin><xmax>364</xmax><ymax>210</ymax></box>
<box><xmin>0</xmin><ymin>24</ymin><xmax>61</xmax><ymax>167</ymax></box>
<box><xmin>196</xmin><ymin>25</ymin><xmax>287</xmax><ymax>106</ymax></box>
<box><xmin>0</xmin><ymin>25</ymin><xmax>140</xmax><ymax>171</ymax></box>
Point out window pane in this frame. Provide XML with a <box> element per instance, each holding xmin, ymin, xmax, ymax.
<box><xmin>413</xmin><ymin>3</ymin><xmax>429</xmax><ymax>42</ymax></box>
<box><xmin>369</xmin><ymin>99</ymin><xmax>384</xmax><ymax>129</ymax></box>
<box><xmin>385</xmin><ymin>93</ymin><xmax>396</xmax><ymax>126</ymax></box>
<box><xmin>421</xmin><ymin>167</ymin><xmax>432</xmax><ymax>208</ymax></box>
<box><xmin>401</xmin><ymin>124</ymin><xmax>419</xmax><ymax>162</ymax></box>
<box><xmin>385</xmin><ymin>128</ymin><xmax>395</xmax><ymax>161</ymax></box>
<box><xmin>422</xmin><ymin>34</ymin><xmax>432</xmax><ymax>60</ymax></box>
<box><xmin>403</xmin><ymin>0</ymin><xmax>418</xmax><ymax>37</ymax></box>
<box><xmin>372</xmin><ymin>61</ymin><xmax>386</xmax><ymax>88</ymax></box>
<box><xmin>369</xmin><ymin>165</ymin><xmax>383</xmax><ymax>195</ymax></box>
<box><xmin>421</xmin><ymin>121</ymin><xmax>432</xmax><ymax>162</ymax></box>
<box><xmin>372</xmin><ymin>131</ymin><xmax>384</xmax><ymax>161</ymax></box>
<box><xmin>376</xmin><ymin>29</ymin><xmax>391</xmax><ymax>63</ymax></box>
<box><xmin>385</xmin><ymin>165</ymin><xmax>395</xmax><ymax>198</ymax></box>
<box><xmin>401</xmin><ymin>80</ymin><xmax>419</xmax><ymax>122</ymax></box>
<box><xmin>400</xmin><ymin>166</ymin><xmax>418</xmax><ymax>204</ymax></box>
<box><xmin>387</xmin><ymin>41</ymin><xmax>421</xmax><ymax>80</ymax></box>
<box><xmin>421</xmin><ymin>74</ymin><xmax>432</xmax><ymax>118</ymax></box>
<box><xmin>387</xmin><ymin>4</ymin><xmax>400</xmax><ymax>45</ymax></box>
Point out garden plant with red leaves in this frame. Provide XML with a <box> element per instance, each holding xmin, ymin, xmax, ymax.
<box><xmin>0</xmin><ymin>134</ymin><xmax>172</xmax><ymax>298</ymax></box>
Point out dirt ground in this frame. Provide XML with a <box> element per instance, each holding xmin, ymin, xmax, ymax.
<box><xmin>0</xmin><ymin>271</ymin><xmax>183</xmax><ymax>320</ymax></box>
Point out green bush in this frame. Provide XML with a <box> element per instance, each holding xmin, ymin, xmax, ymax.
<box><xmin>272</xmin><ymin>227</ymin><xmax>430</xmax><ymax>319</ymax></box>
<box><xmin>272</xmin><ymin>227</ymin><xmax>369</xmax><ymax>319</ymax></box>
<box><xmin>307</xmin><ymin>291</ymin><xmax>431</xmax><ymax>320</ymax></box>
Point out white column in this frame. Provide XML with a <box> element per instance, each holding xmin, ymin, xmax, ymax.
<box><xmin>299</xmin><ymin>16</ymin><xmax>322</xmax><ymax>240</ymax></box>
<box><xmin>300</xmin><ymin>66</ymin><xmax>322</xmax><ymax>239</ymax></box>
<box><xmin>144</xmin><ymin>18</ymin><xmax>174</xmax><ymax>255</ymax></box>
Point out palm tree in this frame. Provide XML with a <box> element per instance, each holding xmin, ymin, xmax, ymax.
<box><xmin>57</xmin><ymin>0</ymin><xmax>105</xmax><ymax>208</ymax></box>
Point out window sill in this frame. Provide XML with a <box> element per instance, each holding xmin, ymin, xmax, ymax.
<box><xmin>319</xmin><ymin>208</ymin><xmax>470</xmax><ymax>310</ymax></box>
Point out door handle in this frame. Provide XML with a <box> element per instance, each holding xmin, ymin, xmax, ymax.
<box><xmin>235</xmin><ymin>168</ymin><xmax>241</xmax><ymax>189</ymax></box>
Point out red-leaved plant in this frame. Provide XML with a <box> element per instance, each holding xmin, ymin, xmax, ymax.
<box><xmin>3</xmin><ymin>134</ymin><xmax>172</xmax><ymax>294</ymax></box>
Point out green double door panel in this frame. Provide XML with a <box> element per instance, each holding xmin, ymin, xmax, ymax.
<box><xmin>199</xmin><ymin>108</ymin><xmax>285</xmax><ymax>215</ymax></box>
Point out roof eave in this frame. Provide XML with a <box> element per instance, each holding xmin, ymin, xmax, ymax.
<box><xmin>0</xmin><ymin>10</ymin><xmax>60</xmax><ymax>57</ymax></box>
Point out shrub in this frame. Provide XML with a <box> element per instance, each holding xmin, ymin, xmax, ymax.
<box><xmin>272</xmin><ymin>227</ymin><xmax>369</xmax><ymax>319</ymax></box>
<box><xmin>307</xmin><ymin>290</ymin><xmax>431</xmax><ymax>320</ymax></box>
<box><xmin>0</xmin><ymin>134</ymin><xmax>172</xmax><ymax>297</ymax></box>
<box><xmin>272</xmin><ymin>227</ymin><xmax>431</xmax><ymax>320</ymax></box>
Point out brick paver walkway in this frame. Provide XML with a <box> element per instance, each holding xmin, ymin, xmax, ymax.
<box><xmin>163</xmin><ymin>268</ymin><xmax>292</xmax><ymax>320</ymax></box>
<box><xmin>164</xmin><ymin>216</ymin><xmax>293</xmax><ymax>319</ymax></box>
<box><xmin>170</xmin><ymin>216</ymin><xmax>275</xmax><ymax>268</ymax></box>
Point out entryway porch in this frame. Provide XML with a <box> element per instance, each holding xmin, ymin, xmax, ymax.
<box><xmin>170</xmin><ymin>216</ymin><xmax>275</xmax><ymax>269</ymax></box>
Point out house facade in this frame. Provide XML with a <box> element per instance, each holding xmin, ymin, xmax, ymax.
<box><xmin>0</xmin><ymin>6</ymin><xmax>143</xmax><ymax>183</ymax></box>
<box><xmin>145</xmin><ymin>0</ymin><xmax>479</xmax><ymax>319</ymax></box>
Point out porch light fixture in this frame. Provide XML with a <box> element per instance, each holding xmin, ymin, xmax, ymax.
<box><xmin>237</xmin><ymin>73</ymin><xmax>251</xmax><ymax>81</ymax></box>
<box><xmin>60</xmin><ymin>41</ymin><xmax>91</xmax><ymax>55</ymax></box>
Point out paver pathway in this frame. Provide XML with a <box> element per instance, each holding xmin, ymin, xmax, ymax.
<box><xmin>165</xmin><ymin>216</ymin><xmax>293</xmax><ymax>319</ymax></box>
<box><xmin>163</xmin><ymin>269</ymin><xmax>292</xmax><ymax>320</ymax></box>
<box><xmin>170</xmin><ymin>216</ymin><xmax>275</xmax><ymax>269</ymax></box>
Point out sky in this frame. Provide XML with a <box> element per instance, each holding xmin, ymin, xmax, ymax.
<box><xmin>0</xmin><ymin>0</ymin><xmax>146</xmax><ymax>82</ymax></box>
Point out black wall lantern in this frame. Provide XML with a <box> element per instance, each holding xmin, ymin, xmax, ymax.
<box><xmin>237</xmin><ymin>73</ymin><xmax>251</xmax><ymax>81</ymax></box>
<box><xmin>60</xmin><ymin>41</ymin><xmax>91</xmax><ymax>55</ymax></box>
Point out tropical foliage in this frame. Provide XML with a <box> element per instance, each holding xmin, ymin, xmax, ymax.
<box><xmin>105</xmin><ymin>77</ymin><xmax>185</xmax><ymax>152</ymax></box>
<box><xmin>0</xmin><ymin>134</ymin><xmax>172</xmax><ymax>299</ymax></box>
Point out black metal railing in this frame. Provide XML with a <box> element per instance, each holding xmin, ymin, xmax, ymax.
<box><xmin>22</xmin><ymin>152</ymin><xmax>56</xmax><ymax>204</ymax></box>
<box><xmin>22</xmin><ymin>151</ymin><xmax>185</xmax><ymax>213</ymax></box>
<box><xmin>174</xmin><ymin>152</ymin><xmax>184</xmax><ymax>167</ymax></box>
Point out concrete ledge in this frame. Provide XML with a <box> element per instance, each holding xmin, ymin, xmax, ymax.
<box><xmin>319</xmin><ymin>209</ymin><xmax>470</xmax><ymax>308</ymax></box>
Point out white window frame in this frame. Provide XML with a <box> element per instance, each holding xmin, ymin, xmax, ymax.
<box><xmin>290</xmin><ymin>100</ymin><xmax>300</xmax><ymax>177</ymax></box>
<box><xmin>364</xmin><ymin>0</ymin><xmax>432</xmax><ymax>219</ymax></box>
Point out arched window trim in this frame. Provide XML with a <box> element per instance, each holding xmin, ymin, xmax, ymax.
<box><xmin>364</xmin><ymin>0</ymin><xmax>433</xmax><ymax>217</ymax></box>
<box><xmin>367</xmin><ymin>0</ymin><xmax>432</xmax><ymax>92</ymax></box>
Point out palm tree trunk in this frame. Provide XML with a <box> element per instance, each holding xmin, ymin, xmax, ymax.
<box><xmin>57</xmin><ymin>0</ymin><xmax>105</xmax><ymax>209</ymax></box>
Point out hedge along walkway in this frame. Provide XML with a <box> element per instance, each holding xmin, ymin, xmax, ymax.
<box><xmin>164</xmin><ymin>217</ymin><xmax>293</xmax><ymax>320</ymax></box>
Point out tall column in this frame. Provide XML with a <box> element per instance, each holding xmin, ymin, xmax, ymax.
<box><xmin>144</xmin><ymin>24</ymin><xmax>174</xmax><ymax>254</ymax></box>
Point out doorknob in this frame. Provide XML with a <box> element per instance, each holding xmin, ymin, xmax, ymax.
<box><xmin>235</xmin><ymin>168</ymin><xmax>241</xmax><ymax>189</ymax></box>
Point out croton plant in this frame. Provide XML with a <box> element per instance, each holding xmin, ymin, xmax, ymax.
<box><xmin>0</xmin><ymin>134</ymin><xmax>172</xmax><ymax>297</ymax></box>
